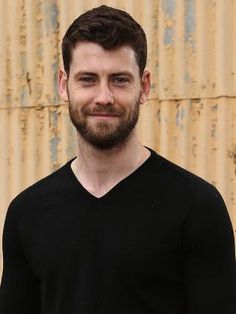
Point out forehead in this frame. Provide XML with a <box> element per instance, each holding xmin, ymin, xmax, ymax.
<box><xmin>69</xmin><ymin>42</ymin><xmax>139</xmax><ymax>75</ymax></box>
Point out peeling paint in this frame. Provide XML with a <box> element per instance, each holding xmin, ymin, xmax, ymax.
<box><xmin>162</xmin><ymin>0</ymin><xmax>176</xmax><ymax>45</ymax></box>
<box><xmin>176</xmin><ymin>106</ymin><xmax>186</xmax><ymax>129</ymax></box>
<box><xmin>184</xmin><ymin>0</ymin><xmax>195</xmax><ymax>47</ymax></box>
<box><xmin>164</xmin><ymin>26</ymin><xmax>174</xmax><ymax>45</ymax></box>
<box><xmin>49</xmin><ymin>109</ymin><xmax>61</xmax><ymax>168</ymax></box>
<box><xmin>44</xmin><ymin>1</ymin><xmax>59</xmax><ymax>36</ymax></box>
<box><xmin>20</xmin><ymin>86</ymin><xmax>28</xmax><ymax>107</ymax></box>
<box><xmin>36</xmin><ymin>83</ymin><xmax>43</xmax><ymax>101</ymax></box>
<box><xmin>158</xmin><ymin>0</ymin><xmax>236</xmax><ymax>100</ymax></box>
<box><xmin>162</xmin><ymin>0</ymin><xmax>176</xmax><ymax>17</ymax></box>
<box><xmin>65</xmin><ymin>113</ymin><xmax>76</xmax><ymax>157</ymax></box>
<box><xmin>49</xmin><ymin>108</ymin><xmax>58</xmax><ymax>129</ymax></box>
<box><xmin>20</xmin><ymin>52</ymin><xmax>27</xmax><ymax>76</ymax></box>
<box><xmin>36</xmin><ymin>43</ymin><xmax>43</xmax><ymax>61</ymax></box>
<box><xmin>184</xmin><ymin>72</ymin><xmax>190</xmax><ymax>82</ymax></box>
<box><xmin>50</xmin><ymin>136</ymin><xmax>60</xmax><ymax>167</ymax></box>
<box><xmin>52</xmin><ymin>61</ymin><xmax>59</xmax><ymax>105</ymax></box>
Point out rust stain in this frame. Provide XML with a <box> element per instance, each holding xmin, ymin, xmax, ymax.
<box><xmin>191</xmin><ymin>136</ymin><xmax>197</xmax><ymax>158</ymax></box>
<box><xmin>35</xmin><ymin>106</ymin><xmax>46</xmax><ymax>136</ymax></box>
<box><xmin>210</xmin><ymin>119</ymin><xmax>217</xmax><ymax>138</ymax></box>
<box><xmin>227</xmin><ymin>146</ymin><xmax>236</xmax><ymax>175</ymax></box>
<box><xmin>20</xmin><ymin>110</ymin><xmax>27</xmax><ymax>134</ymax></box>
<box><xmin>157</xmin><ymin>108</ymin><xmax>161</xmax><ymax>124</ymax></box>
<box><xmin>211</xmin><ymin>104</ymin><xmax>218</xmax><ymax>111</ymax></box>
<box><xmin>26</xmin><ymin>72</ymin><xmax>32</xmax><ymax>95</ymax></box>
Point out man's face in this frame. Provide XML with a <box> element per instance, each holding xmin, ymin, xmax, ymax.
<box><xmin>59</xmin><ymin>42</ymin><xmax>150</xmax><ymax>149</ymax></box>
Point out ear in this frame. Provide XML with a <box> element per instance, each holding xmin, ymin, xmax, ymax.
<box><xmin>139</xmin><ymin>70</ymin><xmax>151</xmax><ymax>104</ymax></box>
<box><xmin>58</xmin><ymin>69</ymin><xmax>69</xmax><ymax>102</ymax></box>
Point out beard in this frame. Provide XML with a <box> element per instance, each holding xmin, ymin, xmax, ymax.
<box><xmin>68</xmin><ymin>100</ymin><xmax>140</xmax><ymax>150</ymax></box>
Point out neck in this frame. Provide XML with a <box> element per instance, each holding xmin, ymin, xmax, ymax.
<box><xmin>71</xmin><ymin>130</ymin><xmax>150</xmax><ymax>197</ymax></box>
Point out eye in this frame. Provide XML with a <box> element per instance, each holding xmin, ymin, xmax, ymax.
<box><xmin>112</xmin><ymin>76</ymin><xmax>130</xmax><ymax>86</ymax></box>
<box><xmin>78</xmin><ymin>76</ymin><xmax>96</xmax><ymax>86</ymax></box>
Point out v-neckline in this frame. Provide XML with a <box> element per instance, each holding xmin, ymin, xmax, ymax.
<box><xmin>65</xmin><ymin>148</ymin><xmax>155</xmax><ymax>200</ymax></box>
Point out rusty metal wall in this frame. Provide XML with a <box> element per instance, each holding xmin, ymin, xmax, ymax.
<box><xmin>1</xmin><ymin>0</ymin><xmax>236</xmax><ymax>274</ymax></box>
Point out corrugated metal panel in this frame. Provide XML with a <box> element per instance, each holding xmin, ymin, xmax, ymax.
<box><xmin>1</xmin><ymin>0</ymin><xmax>236</xmax><ymax>275</ymax></box>
<box><xmin>159</xmin><ymin>0</ymin><xmax>236</xmax><ymax>99</ymax></box>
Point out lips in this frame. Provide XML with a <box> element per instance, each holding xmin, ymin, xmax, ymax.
<box><xmin>89</xmin><ymin>112</ymin><xmax>120</xmax><ymax>117</ymax></box>
<box><xmin>82</xmin><ymin>106</ymin><xmax>124</xmax><ymax>117</ymax></box>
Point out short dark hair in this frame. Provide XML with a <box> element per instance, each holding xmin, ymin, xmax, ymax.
<box><xmin>62</xmin><ymin>5</ymin><xmax>147</xmax><ymax>76</ymax></box>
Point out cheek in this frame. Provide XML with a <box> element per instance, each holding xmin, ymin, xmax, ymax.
<box><xmin>69</xmin><ymin>89</ymin><xmax>94</xmax><ymax>107</ymax></box>
<box><xmin>113</xmin><ymin>90</ymin><xmax>140</xmax><ymax>108</ymax></box>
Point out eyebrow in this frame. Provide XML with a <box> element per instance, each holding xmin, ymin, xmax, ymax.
<box><xmin>110</xmin><ymin>72</ymin><xmax>134</xmax><ymax>79</ymax></box>
<box><xmin>73</xmin><ymin>72</ymin><xmax>97</xmax><ymax>79</ymax></box>
<box><xmin>73</xmin><ymin>71</ymin><xmax>134</xmax><ymax>79</ymax></box>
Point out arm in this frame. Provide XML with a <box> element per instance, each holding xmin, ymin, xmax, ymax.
<box><xmin>0</xmin><ymin>203</ymin><xmax>41</xmax><ymax>314</ymax></box>
<box><xmin>184</xmin><ymin>185</ymin><xmax>236</xmax><ymax>314</ymax></box>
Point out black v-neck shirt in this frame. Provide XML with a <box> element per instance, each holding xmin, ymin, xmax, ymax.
<box><xmin>0</xmin><ymin>148</ymin><xmax>235</xmax><ymax>314</ymax></box>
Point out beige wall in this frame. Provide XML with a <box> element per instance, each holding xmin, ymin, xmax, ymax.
<box><xmin>1</xmin><ymin>0</ymin><xmax>236</xmax><ymax>274</ymax></box>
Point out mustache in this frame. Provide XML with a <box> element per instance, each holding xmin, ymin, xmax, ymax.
<box><xmin>81</xmin><ymin>105</ymin><xmax>125</xmax><ymax>116</ymax></box>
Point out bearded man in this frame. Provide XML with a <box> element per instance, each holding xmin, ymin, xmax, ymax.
<box><xmin>0</xmin><ymin>5</ymin><xmax>235</xmax><ymax>314</ymax></box>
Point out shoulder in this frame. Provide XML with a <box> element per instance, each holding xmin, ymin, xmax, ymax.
<box><xmin>146</xmin><ymin>148</ymin><xmax>230</xmax><ymax>225</ymax></box>
<box><xmin>149</xmin><ymin>148</ymin><xmax>221</xmax><ymax>200</ymax></box>
<box><xmin>147</xmin><ymin>149</ymin><xmax>234</xmax><ymax>251</ymax></box>
<box><xmin>6</xmin><ymin>159</ymin><xmax>75</xmax><ymax>219</ymax></box>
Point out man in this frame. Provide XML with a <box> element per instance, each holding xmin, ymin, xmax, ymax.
<box><xmin>0</xmin><ymin>5</ymin><xmax>235</xmax><ymax>314</ymax></box>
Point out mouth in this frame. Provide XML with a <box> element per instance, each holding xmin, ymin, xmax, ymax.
<box><xmin>82</xmin><ymin>106</ymin><xmax>124</xmax><ymax>120</ymax></box>
<box><xmin>87</xmin><ymin>110</ymin><xmax>122</xmax><ymax>118</ymax></box>
<box><xmin>82</xmin><ymin>104</ymin><xmax>124</xmax><ymax>117</ymax></box>
<box><xmin>88</xmin><ymin>114</ymin><xmax>120</xmax><ymax>123</ymax></box>
<box><xmin>89</xmin><ymin>113</ymin><xmax>120</xmax><ymax>117</ymax></box>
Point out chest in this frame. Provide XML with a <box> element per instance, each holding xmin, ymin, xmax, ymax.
<box><xmin>21</xmin><ymin>191</ymin><xmax>186</xmax><ymax>281</ymax></box>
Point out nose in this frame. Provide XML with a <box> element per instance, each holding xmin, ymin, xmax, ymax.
<box><xmin>95</xmin><ymin>83</ymin><xmax>114</xmax><ymax>105</ymax></box>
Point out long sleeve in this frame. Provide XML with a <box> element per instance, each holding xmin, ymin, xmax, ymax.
<box><xmin>184</xmin><ymin>185</ymin><xmax>236</xmax><ymax>314</ymax></box>
<box><xmin>0</xmin><ymin>203</ymin><xmax>41</xmax><ymax>314</ymax></box>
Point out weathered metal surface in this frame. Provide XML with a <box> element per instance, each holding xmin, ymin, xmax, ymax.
<box><xmin>1</xmin><ymin>0</ymin><xmax>236</xmax><ymax>275</ymax></box>
<box><xmin>159</xmin><ymin>0</ymin><xmax>236</xmax><ymax>99</ymax></box>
